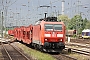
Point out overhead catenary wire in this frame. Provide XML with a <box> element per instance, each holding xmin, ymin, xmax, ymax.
<box><xmin>4</xmin><ymin>0</ymin><xmax>90</xmax><ymax>26</ymax></box>
<box><xmin>25</xmin><ymin>0</ymin><xmax>89</xmax><ymax>18</ymax></box>
<box><xmin>26</xmin><ymin>0</ymin><xmax>62</xmax><ymax>16</ymax></box>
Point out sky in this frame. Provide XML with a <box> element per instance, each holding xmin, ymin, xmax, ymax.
<box><xmin>0</xmin><ymin>0</ymin><xmax>90</xmax><ymax>27</ymax></box>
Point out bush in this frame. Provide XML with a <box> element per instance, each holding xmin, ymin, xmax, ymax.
<box><xmin>73</xmin><ymin>34</ymin><xmax>77</xmax><ymax>38</ymax></box>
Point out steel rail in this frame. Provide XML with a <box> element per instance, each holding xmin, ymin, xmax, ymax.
<box><xmin>60</xmin><ymin>54</ymin><xmax>77</xmax><ymax>60</ymax></box>
<box><xmin>10</xmin><ymin>43</ymin><xmax>30</xmax><ymax>60</ymax></box>
<box><xmin>66</xmin><ymin>44</ymin><xmax>90</xmax><ymax>48</ymax></box>
<box><xmin>65</xmin><ymin>47</ymin><xmax>90</xmax><ymax>56</ymax></box>
<box><xmin>52</xmin><ymin>54</ymin><xmax>77</xmax><ymax>60</ymax></box>
<box><xmin>1</xmin><ymin>42</ymin><xmax>13</xmax><ymax>60</ymax></box>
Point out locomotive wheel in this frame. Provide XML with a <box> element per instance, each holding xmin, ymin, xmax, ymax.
<box><xmin>40</xmin><ymin>46</ymin><xmax>44</xmax><ymax>52</ymax></box>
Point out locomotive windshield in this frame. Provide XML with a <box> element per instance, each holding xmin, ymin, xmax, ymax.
<box><xmin>45</xmin><ymin>24</ymin><xmax>62</xmax><ymax>31</ymax></box>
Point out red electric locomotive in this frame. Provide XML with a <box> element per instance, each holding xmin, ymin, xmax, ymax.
<box><xmin>8</xmin><ymin>17</ymin><xmax>66</xmax><ymax>52</ymax></box>
<box><xmin>32</xmin><ymin>18</ymin><xmax>65</xmax><ymax>52</ymax></box>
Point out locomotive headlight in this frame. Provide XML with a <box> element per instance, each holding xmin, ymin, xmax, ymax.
<box><xmin>59</xmin><ymin>39</ymin><xmax>62</xmax><ymax>41</ymax></box>
<box><xmin>45</xmin><ymin>39</ymin><xmax>48</xmax><ymax>41</ymax></box>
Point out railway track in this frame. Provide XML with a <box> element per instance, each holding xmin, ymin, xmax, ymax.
<box><xmin>65</xmin><ymin>42</ymin><xmax>90</xmax><ymax>56</ymax></box>
<box><xmin>65</xmin><ymin>42</ymin><xmax>90</xmax><ymax>48</ymax></box>
<box><xmin>51</xmin><ymin>53</ymin><xmax>77</xmax><ymax>60</ymax></box>
<box><xmin>69</xmin><ymin>39</ymin><xmax>90</xmax><ymax>44</ymax></box>
<box><xmin>52</xmin><ymin>41</ymin><xmax>90</xmax><ymax>60</ymax></box>
<box><xmin>66</xmin><ymin>43</ymin><xmax>90</xmax><ymax>48</ymax></box>
<box><xmin>65</xmin><ymin>47</ymin><xmax>90</xmax><ymax>56</ymax></box>
<box><xmin>0</xmin><ymin>42</ymin><xmax>32</xmax><ymax>60</ymax></box>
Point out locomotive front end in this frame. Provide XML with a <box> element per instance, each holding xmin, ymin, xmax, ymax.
<box><xmin>43</xmin><ymin>22</ymin><xmax>65</xmax><ymax>52</ymax></box>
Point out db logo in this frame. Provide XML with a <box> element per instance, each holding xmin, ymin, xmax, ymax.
<box><xmin>52</xmin><ymin>32</ymin><xmax>55</xmax><ymax>37</ymax></box>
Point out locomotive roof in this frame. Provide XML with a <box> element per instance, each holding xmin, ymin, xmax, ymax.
<box><xmin>44</xmin><ymin>21</ymin><xmax>64</xmax><ymax>24</ymax></box>
<box><xmin>82</xmin><ymin>29</ymin><xmax>90</xmax><ymax>32</ymax></box>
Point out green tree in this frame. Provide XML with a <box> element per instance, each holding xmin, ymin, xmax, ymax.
<box><xmin>85</xmin><ymin>20</ymin><xmax>90</xmax><ymax>29</ymax></box>
<box><xmin>83</xmin><ymin>18</ymin><xmax>88</xmax><ymax>29</ymax></box>
<box><xmin>68</xmin><ymin>15</ymin><xmax>84</xmax><ymax>34</ymax></box>
<box><xmin>57</xmin><ymin>15</ymin><xmax>69</xmax><ymax>22</ymax></box>
<box><xmin>57</xmin><ymin>15</ymin><xmax>70</xmax><ymax>29</ymax></box>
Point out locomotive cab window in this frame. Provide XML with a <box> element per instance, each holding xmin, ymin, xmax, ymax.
<box><xmin>45</xmin><ymin>24</ymin><xmax>53</xmax><ymax>31</ymax></box>
<box><xmin>54</xmin><ymin>24</ymin><xmax>62</xmax><ymax>31</ymax></box>
<box><xmin>45</xmin><ymin>24</ymin><xmax>62</xmax><ymax>31</ymax></box>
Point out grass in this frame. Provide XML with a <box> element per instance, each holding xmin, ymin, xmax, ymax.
<box><xmin>17</xmin><ymin>43</ymin><xmax>56</xmax><ymax>60</ymax></box>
